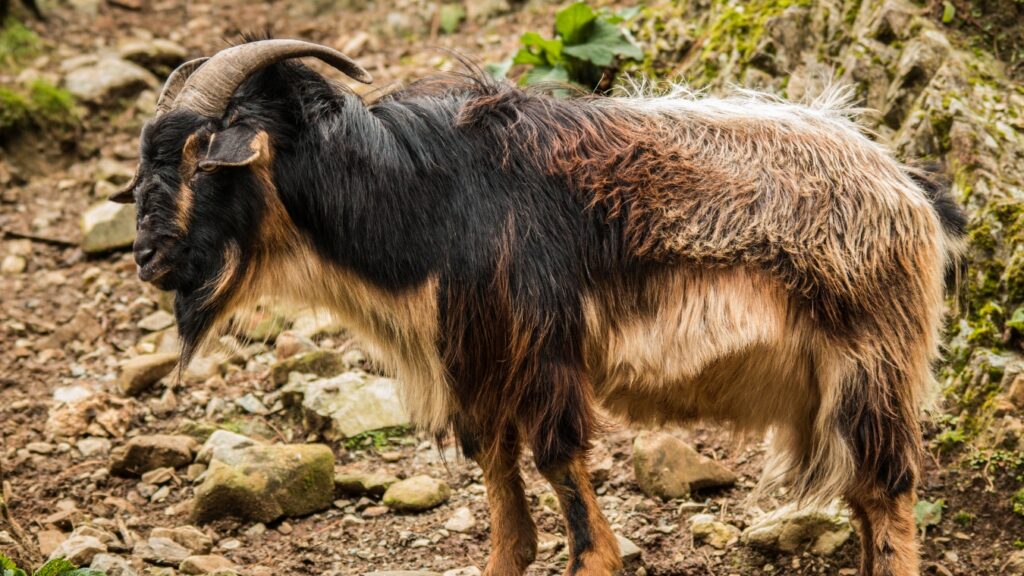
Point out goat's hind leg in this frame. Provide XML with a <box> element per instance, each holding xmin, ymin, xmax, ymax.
<box><xmin>839</xmin><ymin>365</ymin><xmax>922</xmax><ymax>576</ymax></box>
<box><xmin>461</xmin><ymin>425</ymin><xmax>537</xmax><ymax>576</ymax></box>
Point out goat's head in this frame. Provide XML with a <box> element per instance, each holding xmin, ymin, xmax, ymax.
<box><xmin>111</xmin><ymin>39</ymin><xmax>371</xmax><ymax>356</ymax></box>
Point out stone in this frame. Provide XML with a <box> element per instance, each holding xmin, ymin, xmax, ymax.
<box><xmin>81</xmin><ymin>201</ymin><xmax>136</xmax><ymax>254</ymax></box>
<box><xmin>54</xmin><ymin>385</ymin><xmax>95</xmax><ymax>404</ymax></box>
<box><xmin>589</xmin><ymin>442</ymin><xmax>614</xmax><ymax>486</ymax></box>
<box><xmin>882</xmin><ymin>30</ymin><xmax>951</xmax><ymax>128</ymax></box>
<box><xmin>382</xmin><ymin>475</ymin><xmax>451</xmax><ymax>512</ymax></box>
<box><xmin>179</xmin><ymin>554</ymin><xmax>239</xmax><ymax>575</ymax></box>
<box><xmin>443</xmin><ymin>568</ymin><xmax>481</xmax><ymax>576</ymax></box>
<box><xmin>632</xmin><ymin>432</ymin><xmax>737</xmax><ymax>500</ymax></box>
<box><xmin>192</xmin><ymin>443</ymin><xmax>335</xmax><ymax>523</ymax></box>
<box><xmin>465</xmin><ymin>0</ymin><xmax>510</xmax><ymax>22</ymax></box>
<box><xmin>63</xmin><ymin>57</ymin><xmax>157</xmax><ymax>105</ymax></box>
<box><xmin>95</xmin><ymin>158</ymin><xmax>135</xmax><ymax>185</ymax></box>
<box><xmin>334</xmin><ymin>471</ymin><xmax>399</xmax><ymax>497</ymax></box>
<box><xmin>243</xmin><ymin>308</ymin><xmax>290</xmax><ymax>343</ymax></box>
<box><xmin>299</xmin><ymin>372</ymin><xmax>410</xmax><ymax>439</ymax></box>
<box><xmin>36</xmin><ymin>529</ymin><xmax>66</xmax><ymax>556</ymax></box>
<box><xmin>1</xmin><ymin>255</ymin><xmax>26</xmax><ymax>274</ymax></box>
<box><xmin>195</xmin><ymin>430</ymin><xmax>261</xmax><ymax>464</ymax></box>
<box><xmin>364</xmin><ymin>572</ymin><xmax>440</xmax><ymax>576</ymax></box>
<box><xmin>90</xmin><ymin>553</ymin><xmax>139</xmax><ymax>576</ymax></box>
<box><xmin>444</xmin><ymin>507</ymin><xmax>476</xmax><ymax>533</ymax></box>
<box><xmin>1007</xmin><ymin>550</ymin><xmax>1024</xmax><ymax>575</ymax></box>
<box><xmin>1007</xmin><ymin>374</ymin><xmax>1024</xmax><ymax>410</ymax></box>
<box><xmin>26</xmin><ymin>441</ymin><xmax>55</xmax><ymax>454</ymax></box>
<box><xmin>118</xmin><ymin>353</ymin><xmax>179</xmax><ymax>396</ymax></box>
<box><xmin>110</xmin><ymin>434</ymin><xmax>196</xmax><ymax>476</ymax></box>
<box><xmin>48</xmin><ymin>533</ymin><xmax>106</xmax><ymax>565</ymax></box>
<box><xmin>688</xmin><ymin>513</ymin><xmax>740</xmax><ymax>549</ymax></box>
<box><xmin>133</xmin><ymin>536</ymin><xmax>191</xmax><ymax>566</ymax></box>
<box><xmin>77</xmin><ymin>437</ymin><xmax>112</xmax><ymax>458</ymax></box>
<box><xmin>118</xmin><ymin>39</ymin><xmax>187</xmax><ymax>73</ymax></box>
<box><xmin>141</xmin><ymin>467</ymin><xmax>175</xmax><ymax>485</ymax></box>
<box><xmin>742</xmin><ymin>501</ymin><xmax>852</xmax><ymax>556</ymax></box>
<box><xmin>443</xmin><ymin>569</ymin><xmax>481</xmax><ymax>576</ymax></box>
<box><xmin>270</xmin><ymin>349</ymin><xmax>346</xmax><ymax>386</ymax></box>
<box><xmin>138</xmin><ymin>310</ymin><xmax>175</xmax><ymax>332</ymax></box>
<box><xmin>274</xmin><ymin>330</ymin><xmax>317</xmax><ymax>360</ymax></box>
<box><xmin>616</xmin><ymin>534</ymin><xmax>641</xmax><ymax>562</ymax></box>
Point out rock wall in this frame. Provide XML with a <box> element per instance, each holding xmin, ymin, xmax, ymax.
<box><xmin>627</xmin><ymin>0</ymin><xmax>1024</xmax><ymax>448</ymax></box>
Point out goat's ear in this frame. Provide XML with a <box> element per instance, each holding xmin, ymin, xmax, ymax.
<box><xmin>199</xmin><ymin>124</ymin><xmax>268</xmax><ymax>171</ymax></box>
<box><xmin>108</xmin><ymin>172</ymin><xmax>139</xmax><ymax>204</ymax></box>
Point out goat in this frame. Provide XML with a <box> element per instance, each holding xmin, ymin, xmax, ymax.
<box><xmin>111</xmin><ymin>39</ymin><xmax>966</xmax><ymax>576</ymax></box>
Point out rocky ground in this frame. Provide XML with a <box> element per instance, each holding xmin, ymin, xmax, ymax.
<box><xmin>1</xmin><ymin>0</ymin><xmax>1024</xmax><ymax>575</ymax></box>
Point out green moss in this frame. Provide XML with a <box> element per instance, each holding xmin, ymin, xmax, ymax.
<box><xmin>343</xmin><ymin>426</ymin><xmax>411</xmax><ymax>450</ymax></box>
<box><xmin>0</xmin><ymin>79</ymin><xmax>77</xmax><ymax>137</ymax></box>
<box><xmin>952</xmin><ymin>510</ymin><xmax>975</xmax><ymax>526</ymax></box>
<box><xmin>0</xmin><ymin>18</ymin><xmax>40</xmax><ymax>69</ymax></box>
<box><xmin>1013</xmin><ymin>488</ymin><xmax>1024</xmax><ymax>517</ymax></box>
<box><xmin>0</xmin><ymin>86</ymin><xmax>32</xmax><ymax>132</ymax></box>
<box><xmin>689</xmin><ymin>0</ymin><xmax>811</xmax><ymax>86</ymax></box>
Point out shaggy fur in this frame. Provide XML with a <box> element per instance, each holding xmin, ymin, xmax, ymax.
<box><xmin>118</xmin><ymin>49</ymin><xmax>965</xmax><ymax>576</ymax></box>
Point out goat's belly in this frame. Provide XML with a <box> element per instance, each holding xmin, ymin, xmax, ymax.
<box><xmin>584</xmin><ymin>267</ymin><xmax>815</xmax><ymax>430</ymax></box>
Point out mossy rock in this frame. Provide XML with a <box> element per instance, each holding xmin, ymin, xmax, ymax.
<box><xmin>192</xmin><ymin>443</ymin><xmax>335</xmax><ymax>523</ymax></box>
<box><xmin>270</xmin><ymin>349</ymin><xmax>346</xmax><ymax>387</ymax></box>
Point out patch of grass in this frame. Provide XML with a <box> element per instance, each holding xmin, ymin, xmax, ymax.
<box><xmin>344</xmin><ymin>426</ymin><xmax>411</xmax><ymax>450</ymax></box>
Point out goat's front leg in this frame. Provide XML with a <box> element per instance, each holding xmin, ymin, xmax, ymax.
<box><xmin>537</xmin><ymin>452</ymin><xmax>621</xmax><ymax>576</ymax></box>
<box><xmin>462</xmin><ymin>425</ymin><xmax>537</xmax><ymax>576</ymax></box>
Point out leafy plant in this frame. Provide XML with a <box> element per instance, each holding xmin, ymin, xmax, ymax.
<box><xmin>913</xmin><ymin>498</ymin><xmax>944</xmax><ymax>533</ymax></box>
<box><xmin>490</xmin><ymin>2</ymin><xmax>642</xmax><ymax>91</ymax></box>
<box><xmin>0</xmin><ymin>554</ymin><xmax>106</xmax><ymax>576</ymax></box>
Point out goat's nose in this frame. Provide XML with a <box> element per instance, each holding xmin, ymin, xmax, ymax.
<box><xmin>135</xmin><ymin>247</ymin><xmax>155</xmax><ymax>267</ymax></box>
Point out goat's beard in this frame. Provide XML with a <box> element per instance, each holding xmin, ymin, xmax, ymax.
<box><xmin>174</xmin><ymin>285</ymin><xmax>230</xmax><ymax>369</ymax></box>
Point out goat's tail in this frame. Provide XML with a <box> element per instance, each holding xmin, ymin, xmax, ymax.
<box><xmin>905</xmin><ymin>162</ymin><xmax>968</xmax><ymax>299</ymax></box>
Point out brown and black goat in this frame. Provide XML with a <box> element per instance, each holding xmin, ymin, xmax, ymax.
<box><xmin>111</xmin><ymin>39</ymin><xmax>966</xmax><ymax>576</ymax></box>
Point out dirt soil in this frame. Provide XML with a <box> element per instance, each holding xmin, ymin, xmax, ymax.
<box><xmin>2</xmin><ymin>1</ymin><xmax>1023</xmax><ymax>575</ymax></box>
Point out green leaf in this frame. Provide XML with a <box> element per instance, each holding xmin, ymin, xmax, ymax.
<box><xmin>555</xmin><ymin>2</ymin><xmax>596</xmax><ymax>45</ymax></box>
<box><xmin>61</xmin><ymin>570</ymin><xmax>107</xmax><ymax>576</ymax></box>
<box><xmin>562</xmin><ymin>19</ymin><xmax>643</xmax><ymax>67</ymax></box>
<box><xmin>1008</xmin><ymin>307</ymin><xmax>1024</xmax><ymax>332</ymax></box>
<box><xmin>439</xmin><ymin>4</ymin><xmax>465</xmax><ymax>35</ymax></box>
<box><xmin>33</xmin><ymin>558</ymin><xmax>77</xmax><ymax>576</ymax></box>
<box><xmin>0</xmin><ymin>555</ymin><xmax>26</xmax><ymax>576</ymax></box>
<box><xmin>914</xmin><ymin>499</ymin><xmax>943</xmax><ymax>531</ymax></box>
<box><xmin>942</xmin><ymin>1</ymin><xmax>956</xmax><ymax>23</ymax></box>
<box><xmin>484</xmin><ymin>59</ymin><xmax>513</xmax><ymax>80</ymax></box>
<box><xmin>514</xmin><ymin>32</ymin><xmax>562</xmax><ymax>66</ymax></box>
<box><xmin>522</xmin><ymin>65</ymin><xmax>570</xmax><ymax>86</ymax></box>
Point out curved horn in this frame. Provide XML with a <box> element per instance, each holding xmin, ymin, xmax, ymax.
<box><xmin>155</xmin><ymin>57</ymin><xmax>210</xmax><ymax>115</ymax></box>
<box><xmin>172</xmin><ymin>39</ymin><xmax>372</xmax><ymax>118</ymax></box>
